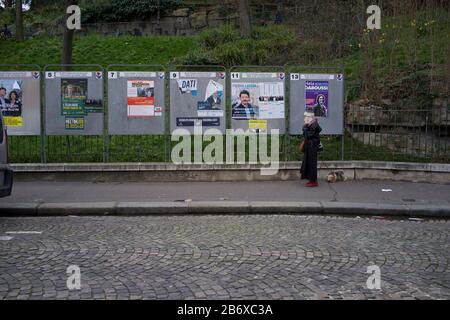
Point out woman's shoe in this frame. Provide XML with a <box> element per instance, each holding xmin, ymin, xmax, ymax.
<box><xmin>306</xmin><ymin>181</ymin><xmax>319</xmax><ymax>187</ymax></box>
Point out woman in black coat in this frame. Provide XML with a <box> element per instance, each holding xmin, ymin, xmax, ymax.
<box><xmin>301</xmin><ymin>112</ymin><xmax>322</xmax><ymax>187</ymax></box>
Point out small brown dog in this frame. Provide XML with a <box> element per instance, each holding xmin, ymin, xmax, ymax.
<box><xmin>327</xmin><ymin>170</ymin><xmax>347</xmax><ymax>183</ymax></box>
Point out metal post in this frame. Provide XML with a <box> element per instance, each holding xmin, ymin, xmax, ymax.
<box><xmin>103</xmin><ymin>69</ymin><xmax>109</xmax><ymax>163</ymax></box>
<box><xmin>40</xmin><ymin>70</ymin><xmax>46</xmax><ymax>163</ymax></box>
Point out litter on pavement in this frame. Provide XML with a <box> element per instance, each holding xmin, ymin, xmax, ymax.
<box><xmin>409</xmin><ymin>218</ymin><xmax>424</xmax><ymax>221</ymax></box>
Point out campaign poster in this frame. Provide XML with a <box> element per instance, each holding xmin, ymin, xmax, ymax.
<box><xmin>248</xmin><ymin>120</ymin><xmax>268</xmax><ymax>130</ymax></box>
<box><xmin>197</xmin><ymin>80</ymin><xmax>224</xmax><ymax>117</ymax></box>
<box><xmin>305</xmin><ymin>80</ymin><xmax>329</xmax><ymax>117</ymax></box>
<box><xmin>177</xmin><ymin>79</ymin><xmax>197</xmax><ymax>96</ymax></box>
<box><xmin>61</xmin><ymin>79</ymin><xmax>88</xmax><ymax>116</ymax></box>
<box><xmin>0</xmin><ymin>79</ymin><xmax>23</xmax><ymax>126</ymax></box>
<box><xmin>64</xmin><ymin>117</ymin><xmax>85</xmax><ymax>130</ymax></box>
<box><xmin>231</xmin><ymin>82</ymin><xmax>284</xmax><ymax>120</ymax></box>
<box><xmin>127</xmin><ymin>80</ymin><xmax>157</xmax><ymax>118</ymax></box>
<box><xmin>84</xmin><ymin>98</ymin><xmax>103</xmax><ymax>113</ymax></box>
<box><xmin>176</xmin><ymin>117</ymin><xmax>220</xmax><ymax>127</ymax></box>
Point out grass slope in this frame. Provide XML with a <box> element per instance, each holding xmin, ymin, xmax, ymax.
<box><xmin>0</xmin><ymin>35</ymin><xmax>195</xmax><ymax>66</ymax></box>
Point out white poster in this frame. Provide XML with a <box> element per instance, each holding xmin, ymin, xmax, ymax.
<box><xmin>231</xmin><ymin>82</ymin><xmax>285</xmax><ymax>120</ymax></box>
<box><xmin>198</xmin><ymin>80</ymin><xmax>224</xmax><ymax>117</ymax></box>
<box><xmin>177</xmin><ymin>79</ymin><xmax>197</xmax><ymax>95</ymax></box>
<box><xmin>127</xmin><ymin>80</ymin><xmax>157</xmax><ymax>117</ymax></box>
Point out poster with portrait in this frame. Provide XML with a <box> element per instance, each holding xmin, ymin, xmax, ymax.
<box><xmin>61</xmin><ymin>78</ymin><xmax>103</xmax><ymax>116</ymax></box>
<box><xmin>305</xmin><ymin>80</ymin><xmax>329</xmax><ymax>117</ymax></box>
<box><xmin>231</xmin><ymin>82</ymin><xmax>284</xmax><ymax>120</ymax></box>
<box><xmin>170</xmin><ymin>71</ymin><xmax>226</xmax><ymax>134</ymax></box>
<box><xmin>289</xmin><ymin>73</ymin><xmax>343</xmax><ymax>135</ymax></box>
<box><xmin>197</xmin><ymin>80</ymin><xmax>224</xmax><ymax>117</ymax></box>
<box><xmin>0</xmin><ymin>71</ymin><xmax>41</xmax><ymax>135</ymax></box>
<box><xmin>127</xmin><ymin>80</ymin><xmax>157</xmax><ymax>117</ymax></box>
<box><xmin>0</xmin><ymin>79</ymin><xmax>23</xmax><ymax>126</ymax></box>
<box><xmin>61</xmin><ymin>78</ymin><xmax>88</xmax><ymax>116</ymax></box>
<box><xmin>45</xmin><ymin>71</ymin><xmax>103</xmax><ymax>135</ymax></box>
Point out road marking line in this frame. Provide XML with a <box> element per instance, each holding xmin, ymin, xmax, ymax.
<box><xmin>5</xmin><ymin>231</ymin><xmax>43</xmax><ymax>234</ymax></box>
<box><xmin>0</xmin><ymin>236</ymin><xmax>13</xmax><ymax>241</ymax></box>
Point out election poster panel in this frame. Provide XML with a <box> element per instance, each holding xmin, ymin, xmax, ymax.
<box><xmin>305</xmin><ymin>80</ymin><xmax>329</xmax><ymax>118</ymax></box>
<box><xmin>289</xmin><ymin>73</ymin><xmax>344</xmax><ymax>135</ymax></box>
<box><xmin>0</xmin><ymin>71</ymin><xmax>41</xmax><ymax>135</ymax></box>
<box><xmin>230</xmin><ymin>72</ymin><xmax>286</xmax><ymax>133</ymax></box>
<box><xmin>170</xmin><ymin>71</ymin><xmax>226</xmax><ymax>134</ymax></box>
<box><xmin>0</xmin><ymin>79</ymin><xmax>23</xmax><ymax>125</ymax></box>
<box><xmin>107</xmin><ymin>71</ymin><xmax>165</xmax><ymax>135</ymax></box>
<box><xmin>45</xmin><ymin>71</ymin><xmax>103</xmax><ymax>135</ymax></box>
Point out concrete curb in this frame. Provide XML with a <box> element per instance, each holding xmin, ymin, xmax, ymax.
<box><xmin>1</xmin><ymin>201</ymin><xmax>449</xmax><ymax>218</ymax></box>
<box><xmin>37</xmin><ymin>202</ymin><xmax>117</xmax><ymax>216</ymax></box>
<box><xmin>11</xmin><ymin>161</ymin><xmax>450</xmax><ymax>172</ymax></box>
<box><xmin>10</xmin><ymin>161</ymin><xmax>450</xmax><ymax>184</ymax></box>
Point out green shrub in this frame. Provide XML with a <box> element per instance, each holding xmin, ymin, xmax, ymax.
<box><xmin>179</xmin><ymin>24</ymin><xmax>299</xmax><ymax>67</ymax></box>
<box><xmin>179</xmin><ymin>48</ymin><xmax>219</xmax><ymax>65</ymax></box>
<box><xmin>197</xmin><ymin>24</ymin><xmax>240</xmax><ymax>49</ymax></box>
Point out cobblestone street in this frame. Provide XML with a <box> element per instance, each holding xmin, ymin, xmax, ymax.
<box><xmin>0</xmin><ymin>215</ymin><xmax>449</xmax><ymax>300</ymax></box>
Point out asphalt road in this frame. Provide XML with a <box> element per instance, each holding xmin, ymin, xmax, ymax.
<box><xmin>0</xmin><ymin>215</ymin><xmax>449</xmax><ymax>300</ymax></box>
<box><xmin>2</xmin><ymin>180</ymin><xmax>450</xmax><ymax>205</ymax></box>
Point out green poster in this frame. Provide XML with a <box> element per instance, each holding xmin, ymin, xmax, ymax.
<box><xmin>84</xmin><ymin>98</ymin><xmax>103</xmax><ymax>113</ymax></box>
<box><xmin>65</xmin><ymin>117</ymin><xmax>85</xmax><ymax>130</ymax></box>
<box><xmin>61</xmin><ymin>78</ymin><xmax>87</xmax><ymax>116</ymax></box>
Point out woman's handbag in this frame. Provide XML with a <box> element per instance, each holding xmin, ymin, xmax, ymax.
<box><xmin>299</xmin><ymin>140</ymin><xmax>305</xmax><ymax>153</ymax></box>
<box><xmin>318</xmin><ymin>142</ymin><xmax>323</xmax><ymax>152</ymax></box>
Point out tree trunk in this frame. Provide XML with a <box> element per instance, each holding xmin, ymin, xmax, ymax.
<box><xmin>239</xmin><ymin>0</ymin><xmax>251</xmax><ymax>37</ymax></box>
<box><xmin>447</xmin><ymin>0</ymin><xmax>450</xmax><ymax>96</ymax></box>
<box><xmin>61</xmin><ymin>0</ymin><xmax>78</xmax><ymax>69</ymax></box>
<box><xmin>15</xmin><ymin>0</ymin><xmax>24</xmax><ymax>41</ymax></box>
<box><xmin>157</xmin><ymin>0</ymin><xmax>161</xmax><ymax>24</ymax></box>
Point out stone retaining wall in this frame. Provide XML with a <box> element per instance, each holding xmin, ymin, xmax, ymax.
<box><xmin>10</xmin><ymin>161</ymin><xmax>450</xmax><ymax>184</ymax></box>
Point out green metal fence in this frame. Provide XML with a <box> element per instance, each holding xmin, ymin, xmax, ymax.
<box><xmin>4</xmin><ymin>65</ymin><xmax>449</xmax><ymax>164</ymax></box>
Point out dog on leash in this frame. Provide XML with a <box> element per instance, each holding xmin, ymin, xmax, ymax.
<box><xmin>327</xmin><ymin>170</ymin><xmax>347</xmax><ymax>183</ymax></box>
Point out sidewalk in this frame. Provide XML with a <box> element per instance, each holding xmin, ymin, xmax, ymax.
<box><xmin>1</xmin><ymin>180</ymin><xmax>450</xmax><ymax>217</ymax></box>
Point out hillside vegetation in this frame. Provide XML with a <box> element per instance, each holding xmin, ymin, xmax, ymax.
<box><xmin>1</xmin><ymin>8</ymin><xmax>447</xmax><ymax>105</ymax></box>
<box><xmin>0</xmin><ymin>7</ymin><xmax>448</xmax><ymax>164</ymax></box>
